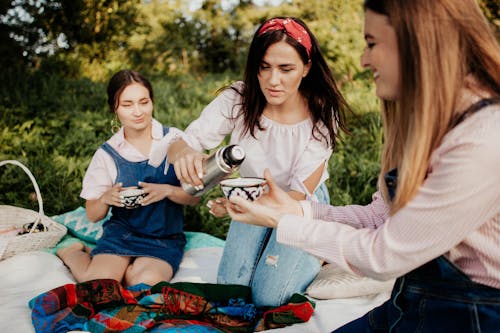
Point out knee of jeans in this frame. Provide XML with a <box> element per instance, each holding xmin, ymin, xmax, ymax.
<box><xmin>252</xmin><ymin>287</ymin><xmax>285</xmax><ymax>308</ymax></box>
<box><xmin>251</xmin><ymin>274</ymin><xmax>305</xmax><ymax>308</ymax></box>
<box><xmin>252</xmin><ymin>254</ymin><xmax>321</xmax><ymax>306</ymax></box>
<box><xmin>217</xmin><ymin>259</ymin><xmax>254</xmax><ymax>286</ymax></box>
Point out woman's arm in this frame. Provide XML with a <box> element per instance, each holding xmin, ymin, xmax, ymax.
<box><xmin>309</xmin><ymin>190</ymin><xmax>390</xmax><ymax>229</ymax></box>
<box><xmin>289</xmin><ymin>125</ymin><xmax>333</xmax><ymax>199</ymax></box>
<box><xmin>288</xmin><ymin>162</ymin><xmax>325</xmax><ymax>200</ymax></box>
<box><xmin>85</xmin><ymin>182</ymin><xmax>124</xmax><ymax>222</ymax></box>
<box><xmin>138</xmin><ymin>181</ymin><xmax>200</xmax><ymax>206</ymax></box>
<box><xmin>166</xmin><ymin>86</ymin><xmax>241</xmax><ymax>187</ymax></box>
<box><xmin>277</xmin><ymin>115</ymin><xmax>500</xmax><ymax>280</ymax></box>
<box><xmin>81</xmin><ymin>149</ymin><xmax>121</xmax><ymax>222</ymax></box>
<box><xmin>167</xmin><ymin>139</ymin><xmax>206</xmax><ymax>187</ymax></box>
<box><xmin>85</xmin><ymin>200</ymin><xmax>110</xmax><ymax>222</ymax></box>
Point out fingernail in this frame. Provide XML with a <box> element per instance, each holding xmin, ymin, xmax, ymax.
<box><xmin>198</xmin><ymin>172</ymin><xmax>203</xmax><ymax>179</ymax></box>
<box><xmin>206</xmin><ymin>201</ymin><xmax>213</xmax><ymax>208</ymax></box>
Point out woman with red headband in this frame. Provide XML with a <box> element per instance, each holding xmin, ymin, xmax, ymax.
<box><xmin>167</xmin><ymin>17</ymin><xmax>350</xmax><ymax>307</ymax></box>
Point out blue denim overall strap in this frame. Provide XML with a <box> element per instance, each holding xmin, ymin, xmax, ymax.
<box><xmin>334</xmin><ymin>98</ymin><xmax>500</xmax><ymax>332</ymax></box>
<box><xmin>100</xmin><ymin>127</ymin><xmax>183</xmax><ymax>237</ymax></box>
<box><xmin>448</xmin><ymin>97</ymin><xmax>500</xmax><ymax>130</ymax></box>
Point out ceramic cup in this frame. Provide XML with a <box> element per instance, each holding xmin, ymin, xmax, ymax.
<box><xmin>119</xmin><ymin>188</ymin><xmax>146</xmax><ymax>209</ymax></box>
<box><xmin>220</xmin><ymin>177</ymin><xmax>268</xmax><ymax>201</ymax></box>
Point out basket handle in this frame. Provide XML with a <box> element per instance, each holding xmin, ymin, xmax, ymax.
<box><xmin>0</xmin><ymin>160</ymin><xmax>44</xmax><ymax>234</ymax></box>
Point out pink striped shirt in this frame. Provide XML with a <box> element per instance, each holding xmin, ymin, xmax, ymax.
<box><xmin>277</xmin><ymin>103</ymin><xmax>500</xmax><ymax>289</ymax></box>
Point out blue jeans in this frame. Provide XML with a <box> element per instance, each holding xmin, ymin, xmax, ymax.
<box><xmin>217</xmin><ymin>183</ymin><xmax>329</xmax><ymax>307</ymax></box>
<box><xmin>333</xmin><ymin>256</ymin><xmax>500</xmax><ymax>332</ymax></box>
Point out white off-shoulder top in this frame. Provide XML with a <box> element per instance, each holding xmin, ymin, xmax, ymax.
<box><xmin>183</xmin><ymin>81</ymin><xmax>333</xmax><ymax>198</ymax></box>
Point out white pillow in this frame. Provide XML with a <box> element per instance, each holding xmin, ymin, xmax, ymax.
<box><xmin>306</xmin><ymin>264</ymin><xmax>395</xmax><ymax>299</ymax></box>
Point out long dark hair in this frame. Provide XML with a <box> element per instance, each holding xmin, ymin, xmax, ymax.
<box><xmin>232</xmin><ymin>17</ymin><xmax>350</xmax><ymax>150</ymax></box>
<box><xmin>107</xmin><ymin>69</ymin><xmax>154</xmax><ymax>113</ymax></box>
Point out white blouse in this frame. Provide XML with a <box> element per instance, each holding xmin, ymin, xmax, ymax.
<box><xmin>183</xmin><ymin>81</ymin><xmax>333</xmax><ymax>198</ymax></box>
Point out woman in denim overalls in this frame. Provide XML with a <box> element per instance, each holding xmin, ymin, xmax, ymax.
<box><xmin>57</xmin><ymin>70</ymin><xmax>199</xmax><ymax>287</ymax></box>
<box><xmin>224</xmin><ymin>0</ymin><xmax>500</xmax><ymax>331</ymax></box>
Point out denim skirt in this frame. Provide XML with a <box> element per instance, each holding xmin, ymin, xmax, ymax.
<box><xmin>91</xmin><ymin>220</ymin><xmax>186</xmax><ymax>274</ymax></box>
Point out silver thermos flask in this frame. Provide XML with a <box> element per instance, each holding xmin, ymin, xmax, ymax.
<box><xmin>181</xmin><ymin>144</ymin><xmax>245</xmax><ymax>196</ymax></box>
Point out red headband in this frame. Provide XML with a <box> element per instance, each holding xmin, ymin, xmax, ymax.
<box><xmin>257</xmin><ymin>18</ymin><xmax>312</xmax><ymax>58</ymax></box>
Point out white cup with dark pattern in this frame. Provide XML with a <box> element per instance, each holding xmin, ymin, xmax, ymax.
<box><xmin>119</xmin><ymin>188</ymin><xmax>146</xmax><ymax>209</ymax></box>
<box><xmin>220</xmin><ymin>177</ymin><xmax>268</xmax><ymax>202</ymax></box>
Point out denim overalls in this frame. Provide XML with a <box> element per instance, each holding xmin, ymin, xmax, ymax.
<box><xmin>334</xmin><ymin>98</ymin><xmax>500</xmax><ymax>333</ymax></box>
<box><xmin>91</xmin><ymin>127</ymin><xmax>186</xmax><ymax>273</ymax></box>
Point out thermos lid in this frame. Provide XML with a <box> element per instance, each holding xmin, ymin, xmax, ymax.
<box><xmin>229</xmin><ymin>145</ymin><xmax>245</xmax><ymax>162</ymax></box>
<box><xmin>224</xmin><ymin>145</ymin><xmax>245</xmax><ymax>165</ymax></box>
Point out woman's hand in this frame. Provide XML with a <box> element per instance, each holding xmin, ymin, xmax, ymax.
<box><xmin>138</xmin><ymin>182</ymin><xmax>172</xmax><ymax>206</ymax></box>
<box><xmin>86</xmin><ymin>182</ymin><xmax>124</xmax><ymax>222</ymax></box>
<box><xmin>207</xmin><ymin>197</ymin><xmax>228</xmax><ymax>217</ymax></box>
<box><xmin>169</xmin><ymin>140</ymin><xmax>207</xmax><ymax>187</ymax></box>
<box><xmin>226</xmin><ymin>169</ymin><xmax>303</xmax><ymax>227</ymax></box>
<box><xmin>138</xmin><ymin>181</ymin><xmax>201</xmax><ymax>206</ymax></box>
<box><xmin>99</xmin><ymin>182</ymin><xmax>124</xmax><ymax>207</ymax></box>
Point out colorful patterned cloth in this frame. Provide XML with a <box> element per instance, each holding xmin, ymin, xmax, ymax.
<box><xmin>29</xmin><ymin>279</ymin><xmax>315</xmax><ymax>332</ymax></box>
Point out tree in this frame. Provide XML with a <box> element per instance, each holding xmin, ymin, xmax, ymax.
<box><xmin>0</xmin><ymin>0</ymin><xmax>144</xmax><ymax>70</ymax></box>
<box><xmin>0</xmin><ymin>0</ymin><xmax>25</xmax><ymax>67</ymax></box>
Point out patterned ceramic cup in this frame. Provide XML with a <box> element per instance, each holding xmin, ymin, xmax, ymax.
<box><xmin>119</xmin><ymin>188</ymin><xmax>146</xmax><ymax>209</ymax></box>
<box><xmin>220</xmin><ymin>177</ymin><xmax>268</xmax><ymax>201</ymax></box>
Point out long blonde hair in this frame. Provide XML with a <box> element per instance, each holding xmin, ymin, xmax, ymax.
<box><xmin>364</xmin><ymin>0</ymin><xmax>500</xmax><ymax>213</ymax></box>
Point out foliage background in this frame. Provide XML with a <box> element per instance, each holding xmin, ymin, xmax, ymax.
<box><xmin>0</xmin><ymin>0</ymin><xmax>498</xmax><ymax>239</ymax></box>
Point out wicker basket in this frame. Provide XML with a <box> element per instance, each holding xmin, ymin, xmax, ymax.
<box><xmin>0</xmin><ymin>160</ymin><xmax>67</xmax><ymax>260</ymax></box>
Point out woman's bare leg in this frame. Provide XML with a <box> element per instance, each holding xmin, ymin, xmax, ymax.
<box><xmin>57</xmin><ymin>243</ymin><xmax>130</xmax><ymax>282</ymax></box>
<box><xmin>124</xmin><ymin>256</ymin><xmax>174</xmax><ymax>287</ymax></box>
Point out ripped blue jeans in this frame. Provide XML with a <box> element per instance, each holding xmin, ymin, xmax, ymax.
<box><xmin>217</xmin><ymin>183</ymin><xmax>329</xmax><ymax>307</ymax></box>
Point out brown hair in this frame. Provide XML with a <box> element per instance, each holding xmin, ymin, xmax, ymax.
<box><xmin>364</xmin><ymin>0</ymin><xmax>500</xmax><ymax>213</ymax></box>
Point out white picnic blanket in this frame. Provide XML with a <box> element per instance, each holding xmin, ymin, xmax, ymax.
<box><xmin>0</xmin><ymin>248</ymin><xmax>390</xmax><ymax>333</ymax></box>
